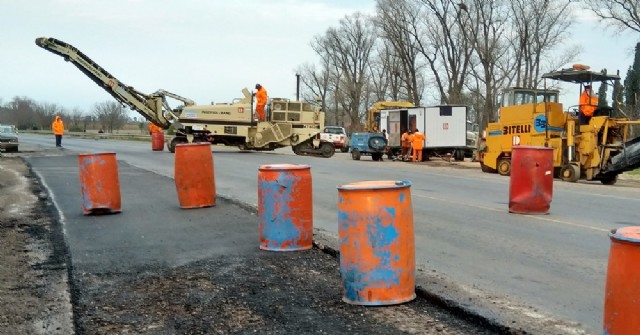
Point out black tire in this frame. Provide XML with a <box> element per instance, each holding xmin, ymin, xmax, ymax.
<box><xmin>372</xmin><ymin>153</ymin><xmax>382</xmax><ymax>161</ymax></box>
<box><xmin>497</xmin><ymin>158</ymin><xmax>511</xmax><ymax>176</ymax></box>
<box><xmin>340</xmin><ymin>146</ymin><xmax>349</xmax><ymax>153</ymax></box>
<box><xmin>168</xmin><ymin>136</ymin><xmax>188</xmax><ymax>153</ymax></box>
<box><xmin>454</xmin><ymin>149</ymin><xmax>465</xmax><ymax>162</ymax></box>
<box><xmin>560</xmin><ymin>164</ymin><xmax>580</xmax><ymax>182</ymax></box>
<box><xmin>368</xmin><ymin>136</ymin><xmax>387</xmax><ymax>151</ymax></box>
<box><xmin>351</xmin><ymin>149</ymin><xmax>361</xmax><ymax>160</ymax></box>
<box><xmin>320</xmin><ymin>142</ymin><xmax>335</xmax><ymax>158</ymax></box>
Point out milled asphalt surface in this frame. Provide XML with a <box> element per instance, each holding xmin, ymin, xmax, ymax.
<box><xmin>27</xmin><ymin>154</ymin><xmax>504</xmax><ymax>335</ymax></box>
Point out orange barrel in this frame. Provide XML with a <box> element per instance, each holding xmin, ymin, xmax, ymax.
<box><xmin>603</xmin><ymin>226</ymin><xmax>640</xmax><ymax>334</ymax></box>
<box><xmin>174</xmin><ymin>142</ymin><xmax>216</xmax><ymax>208</ymax></box>
<box><xmin>258</xmin><ymin>164</ymin><xmax>312</xmax><ymax>251</ymax></box>
<box><xmin>77</xmin><ymin>152</ymin><xmax>121</xmax><ymax>215</ymax></box>
<box><xmin>337</xmin><ymin>180</ymin><xmax>415</xmax><ymax>305</ymax></box>
<box><xmin>509</xmin><ymin>146</ymin><xmax>554</xmax><ymax>214</ymax></box>
<box><xmin>151</xmin><ymin>131</ymin><xmax>164</xmax><ymax>151</ymax></box>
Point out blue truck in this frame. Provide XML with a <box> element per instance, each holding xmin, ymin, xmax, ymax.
<box><xmin>349</xmin><ymin>132</ymin><xmax>387</xmax><ymax>161</ymax></box>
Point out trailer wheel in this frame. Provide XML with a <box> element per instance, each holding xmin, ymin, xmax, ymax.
<box><xmin>372</xmin><ymin>153</ymin><xmax>382</xmax><ymax>161</ymax></box>
<box><xmin>454</xmin><ymin>149</ymin><xmax>465</xmax><ymax>162</ymax></box>
<box><xmin>351</xmin><ymin>149</ymin><xmax>361</xmax><ymax>160</ymax></box>
<box><xmin>560</xmin><ymin>164</ymin><xmax>580</xmax><ymax>182</ymax></box>
<box><xmin>497</xmin><ymin>158</ymin><xmax>511</xmax><ymax>176</ymax></box>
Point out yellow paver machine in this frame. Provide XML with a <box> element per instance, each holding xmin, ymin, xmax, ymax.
<box><xmin>478</xmin><ymin>65</ymin><xmax>640</xmax><ymax>185</ymax></box>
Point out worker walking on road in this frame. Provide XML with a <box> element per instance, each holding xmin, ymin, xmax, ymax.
<box><xmin>253</xmin><ymin>83</ymin><xmax>268</xmax><ymax>122</ymax></box>
<box><xmin>579</xmin><ymin>85</ymin><xmax>598</xmax><ymax>125</ymax></box>
<box><xmin>412</xmin><ymin>128</ymin><xmax>426</xmax><ymax>162</ymax></box>
<box><xmin>51</xmin><ymin>115</ymin><xmax>64</xmax><ymax>147</ymax></box>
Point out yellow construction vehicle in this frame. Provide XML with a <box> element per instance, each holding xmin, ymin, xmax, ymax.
<box><xmin>367</xmin><ymin>101</ymin><xmax>414</xmax><ymax>131</ymax></box>
<box><xmin>35</xmin><ymin>37</ymin><xmax>334</xmax><ymax>157</ymax></box>
<box><xmin>478</xmin><ymin>65</ymin><xmax>640</xmax><ymax>185</ymax></box>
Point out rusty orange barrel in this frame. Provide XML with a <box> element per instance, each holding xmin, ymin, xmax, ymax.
<box><xmin>337</xmin><ymin>180</ymin><xmax>415</xmax><ymax>305</ymax></box>
<box><xmin>258</xmin><ymin>164</ymin><xmax>312</xmax><ymax>251</ymax></box>
<box><xmin>603</xmin><ymin>226</ymin><xmax>640</xmax><ymax>334</ymax></box>
<box><xmin>509</xmin><ymin>146</ymin><xmax>554</xmax><ymax>214</ymax></box>
<box><xmin>174</xmin><ymin>142</ymin><xmax>216</xmax><ymax>208</ymax></box>
<box><xmin>77</xmin><ymin>152</ymin><xmax>121</xmax><ymax>215</ymax></box>
<box><xmin>151</xmin><ymin>131</ymin><xmax>164</xmax><ymax>151</ymax></box>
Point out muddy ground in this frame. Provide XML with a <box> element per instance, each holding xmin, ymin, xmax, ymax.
<box><xmin>0</xmin><ymin>145</ymin><xmax>509</xmax><ymax>335</ymax></box>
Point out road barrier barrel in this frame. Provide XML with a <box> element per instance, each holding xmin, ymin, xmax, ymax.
<box><xmin>151</xmin><ymin>132</ymin><xmax>164</xmax><ymax>151</ymax></box>
<box><xmin>337</xmin><ymin>180</ymin><xmax>415</xmax><ymax>305</ymax></box>
<box><xmin>258</xmin><ymin>164</ymin><xmax>312</xmax><ymax>251</ymax></box>
<box><xmin>509</xmin><ymin>146</ymin><xmax>554</xmax><ymax>214</ymax></box>
<box><xmin>603</xmin><ymin>226</ymin><xmax>640</xmax><ymax>334</ymax></box>
<box><xmin>77</xmin><ymin>152</ymin><xmax>121</xmax><ymax>215</ymax></box>
<box><xmin>174</xmin><ymin>142</ymin><xmax>216</xmax><ymax>208</ymax></box>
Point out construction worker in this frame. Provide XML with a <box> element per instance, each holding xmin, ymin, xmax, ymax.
<box><xmin>412</xmin><ymin>128</ymin><xmax>426</xmax><ymax>162</ymax></box>
<box><xmin>401</xmin><ymin>128</ymin><xmax>412</xmax><ymax>161</ymax></box>
<box><xmin>51</xmin><ymin>115</ymin><xmax>64</xmax><ymax>147</ymax></box>
<box><xmin>579</xmin><ymin>85</ymin><xmax>598</xmax><ymax>125</ymax></box>
<box><xmin>253</xmin><ymin>83</ymin><xmax>268</xmax><ymax>122</ymax></box>
<box><xmin>148</xmin><ymin>122</ymin><xmax>162</xmax><ymax>135</ymax></box>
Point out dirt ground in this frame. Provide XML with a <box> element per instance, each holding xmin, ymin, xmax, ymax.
<box><xmin>0</xmin><ymin>145</ymin><xmax>509</xmax><ymax>335</ymax></box>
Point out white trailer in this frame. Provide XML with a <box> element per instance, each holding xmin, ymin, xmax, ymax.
<box><xmin>379</xmin><ymin>105</ymin><xmax>475</xmax><ymax>161</ymax></box>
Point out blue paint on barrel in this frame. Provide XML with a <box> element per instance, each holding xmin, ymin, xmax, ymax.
<box><xmin>338</xmin><ymin>180</ymin><xmax>415</xmax><ymax>305</ymax></box>
<box><xmin>259</xmin><ymin>171</ymin><xmax>303</xmax><ymax>250</ymax></box>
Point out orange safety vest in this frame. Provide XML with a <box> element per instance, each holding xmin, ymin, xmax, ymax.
<box><xmin>401</xmin><ymin>132</ymin><xmax>411</xmax><ymax>147</ymax></box>
<box><xmin>51</xmin><ymin>116</ymin><xmax>64</xmax><ymax>135</ymax></box>
<box><xmin>412</xmin><ymin>132</ymin><xmax>426</xmax><ymax>150</ymax></box>
<box><xmin>579</xmin><ymin>91</ymin><xmax>598</xmax><ymax>117</ymax></box>
<box><xmin>256</xmin><ymin>87</ymin><xmax>268</xmax><ymax>106</ymax></box>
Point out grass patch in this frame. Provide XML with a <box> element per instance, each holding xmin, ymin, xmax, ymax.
<box><xmin>626</xmin><ymin>168</ymin><xmax>640</xmax><ymax>175</ymax></box>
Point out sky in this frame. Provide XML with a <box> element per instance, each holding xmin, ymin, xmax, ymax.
<box><xmin>0</xmin><ymin>1</ymin><xmax>637</xmax><ymax>118</ymax></box>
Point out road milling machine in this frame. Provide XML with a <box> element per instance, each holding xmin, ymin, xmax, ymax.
<box><xmin>478</xmin><ymin>65</ymin><xmax>640</xmax><ymax>185</ymax></box>
<box><xmin>35</xmin><ymin>37</ymin><xmax>334</xmax><ymax>157</ymax></box>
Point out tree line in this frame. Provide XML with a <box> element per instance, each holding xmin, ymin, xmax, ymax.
<box><xmin>0</xmin><ymin>97</ymin><xmax>136</xmax><ymax>133</ymax></box>
<box><xmin>296</xmin><ymin>0</ymin><xmax>640</xmax><ymax>131</ymax></box>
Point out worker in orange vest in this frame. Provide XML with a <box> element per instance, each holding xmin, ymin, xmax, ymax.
<box><xmin>148</xmin><ymin>122</ymin><xmax>162</xmax><ymax>135</ymax></box>
<box><xmin>253</xmin><ymin>83</ymin><xmax>268</xmax><ymax>122</ymax></box>
<box><xmin>579</xmin><ymin>85</ymin><xmax>598</xmax><ymax>125</ymax></box>
<box><xmin>400</xmin><ymin>128</ymin><xmax>412</xmax><ymax>161</ymax></box>
<box><xmin>51</xmin><ymin>115</ymin><xmax>65</xmax><ymax>147</ymax></box>
<box><xmin>412</xmin><ymin>128</ymin><xmax>426</xmax><ymax>162</ymax></box>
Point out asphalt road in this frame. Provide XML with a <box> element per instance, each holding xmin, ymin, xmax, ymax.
<box><xmin>20</xmin><ymin>133</ymin><xmax>640</xmax><ymax>334</ymax></box>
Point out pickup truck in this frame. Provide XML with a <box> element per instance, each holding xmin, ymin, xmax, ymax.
<box><xmin>319</xmin><ymin>126</ymin><xmax>349</xmax><ymax>152</ymax></box>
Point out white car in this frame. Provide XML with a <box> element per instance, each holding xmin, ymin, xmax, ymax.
<box><xmin>319</xmin><ymin>126</ymin><xmax>349</xmax><ymax>153</ymax></box>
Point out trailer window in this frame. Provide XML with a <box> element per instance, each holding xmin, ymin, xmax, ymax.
<box><xmin>440</xmin><ymin>106</ymin><xmax>452</xmax><ymax>116</ymax></box>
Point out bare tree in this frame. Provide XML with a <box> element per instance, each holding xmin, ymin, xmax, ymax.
<box><xmin>69</xmin><ymin>108</ymin><xmax>85</xmax><ymax>132</ymax></box>
<box><xmin>455</xmin><ymin>0</ymin><xmax>514</xmax><ymax>126</ymax></box>
<box><xmin>510</xmin><ymin>0</ymin><xmax>577</xmax><ymax>88</ymax></box>
<box><xmin>375</xmin><ymin>0</ymin><xmax>424</xmax><ymax>104</ymax></box>
<box><xmin>415</xmin><ymin>0</ymin><xmax>474</xmax><ymax>104</ymax></box>
<box><xmin>316</xmin><ymin>13</ymin><xmax>377</xmax><ymax>128</ymax></box>
<box><xmin>583</xmin><ymin>0</ymin><xmax>640</xmax><ymax>33</ymax></box>
<box><xmin>93</xmin><ymin>101</ymin><xmax>127</xmax><ymax>133</ymax></box>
